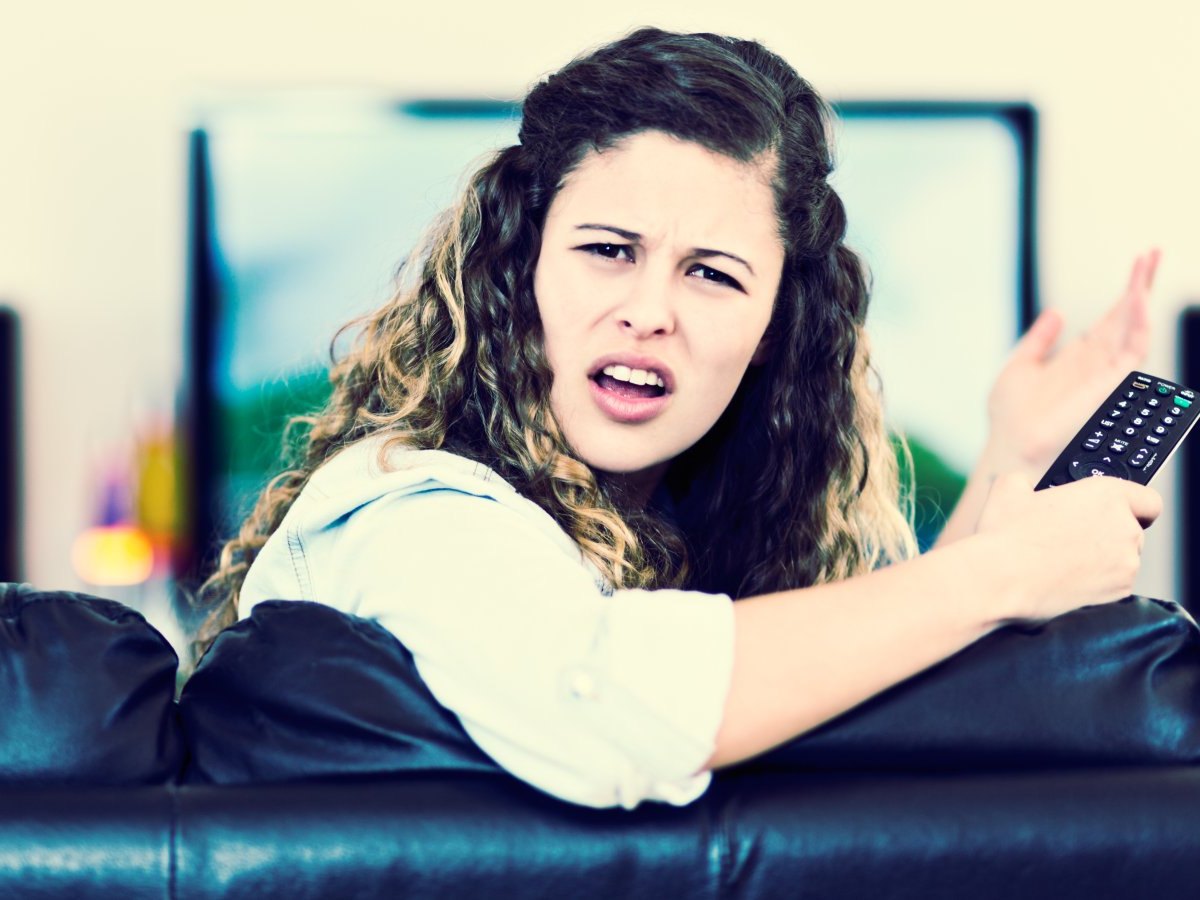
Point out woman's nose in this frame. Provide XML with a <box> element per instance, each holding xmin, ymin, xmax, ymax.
<box><xmin>614</xmin><ymin>275</ymin><xmax>676</xmax><ymax>338</ymax></box>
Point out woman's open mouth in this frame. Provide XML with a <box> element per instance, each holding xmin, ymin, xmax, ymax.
<box><xmin>589</xmin><ymin>365</ymin><xmax>671</xmax><ymax>423</ymax></box>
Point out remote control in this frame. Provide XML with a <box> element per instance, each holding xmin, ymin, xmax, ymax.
<box><xmin>1035</xmin><ymin>372</ymin><xmax>1200</xmax><ymax>490</ymax></box>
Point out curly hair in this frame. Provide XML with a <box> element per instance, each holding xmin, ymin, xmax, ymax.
<box><xmin>191</xmin><ymin>26</ymin><xmax>917</xmax><ymax>661</ymax></box>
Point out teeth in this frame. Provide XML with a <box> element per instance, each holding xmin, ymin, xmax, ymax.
<box><xmin>601</xmin><ymin>365</ymin><xmax>665</xmax><ymax>388</ymax></box>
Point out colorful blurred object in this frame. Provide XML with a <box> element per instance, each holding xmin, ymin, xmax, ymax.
<box><xmin>134</xmin><ymin>413</ymin><xmax>186</xmax><ymax>576</ymax></box>
<box><xmin>72</xmin><ymin>409</ymin><xmax>186</xmax><ymax>587</ymax></box>
<box><xmin>71</xmin><ymin>524</ymin><xmax>154</xmax><ymax>586</ymax></box>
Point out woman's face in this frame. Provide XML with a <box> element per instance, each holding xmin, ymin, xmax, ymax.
<box><xmin>533</xmin><ymin>130</ymin><xmax>785</xmax><ymax>498</ymax></box>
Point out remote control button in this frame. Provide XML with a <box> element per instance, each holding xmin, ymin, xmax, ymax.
<box><xmin>1157</xmin><ymin>384</ymin><xmax>1173</xmax><ymax>395</ymax></box>
<box><xmin>1154</xmin><ymin>425</ymin><xmax>1168</xmax><ymax>436</ymax></box>
<box><xmin>1146</xmin><ymin>435</ymin><xmax>1162</xmax><ymax>445</ymax></box>
<box><xmin>1140</xmin><ymin>408</ymin><xmax>1153</xmax><ymax>416</ymax></box>
<box><xmin>1177</xmin><ymin>396</ymin><xmax>1193</xmax><ymax>407</ymax></box>
<box><xmin>1108</xmin><ymin>409</ymin><xmax>1124</xmax><ymax>419</ymax></box>
<box><xmin>1125</xmin><ymin>391</ymin><xmax>1137</xmax><ymax>399</ymax></box>
<box><xmin>1069</xmin><ymin>458</ymin><xmax>1118</xmax><ymax>480</ymax></box>
<box><xmin>1148</xmin><ymin>398</ymin><xmax>1161</xmax><ymax>408</ymax></box>
<box><xmin>1108</xmin><ymin>439</ymin><xmax>1130</xmax><ymax>454</ymax></box>
<box><xmin>1116</xmin><ymin>400</ymin><xmax>1131</xmax><ymax>409</ymax></box>
<box><xmin>1124</xmin><ymin>427</ymin><xmax>1137</xmax><ymax>436</ymax></box>
<box><xmin>1130</xmin><ymin>449</ymin><xmax>1150</xmax><ymax>469</ymax></box>
<box><xmin>1132</xmin><ymin>380</ymin><xmax>1149</xmax><ymax>390</ymax></box>
<box><xmin>1083</xmin><ymin>439</ymin><xmax>1103</xmax><ymax>451</ymax></box>
<box><xmin>1183</xmin><ymin>389</ymin><xmax>1195</xmax><ymax>399</ymax></box>
<box><xmin>1100</xmin><ymin>418</ymin><xmax>1116</xmax><ymax>428</ymax></box>
<box><xmin>1171</xmin><ymin>406</ymin><xmax>1183</xmax><ymax>416</ymax></box>
<box><xmin>1163</xmin><ymin>416</ymin><xmax>1177</xmax><ymax>426</ymax></box>
<box><xmin>1132</xmin><ymin>417</ymin><xmax>1145</xmax><ymax>426</ymax></box>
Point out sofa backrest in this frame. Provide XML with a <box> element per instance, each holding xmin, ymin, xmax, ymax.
<box><xmin>10</xmin><ymin>584</ymin><xmax>1200</xmax><ymax>791</ymax></box>
<box><xmin>180</xmin><ymin>595</ymin><xmax>1200</xmax><ymax>786</ymax></box>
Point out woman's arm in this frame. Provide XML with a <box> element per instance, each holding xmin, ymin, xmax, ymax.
<box><xmin>707</xmin><ymin>472</ymin><xmax>1161</xmax><ymax>769</ymax></box>
<box><xmin>934</xmin><ymin>440</ymin><xmax>1030</xmax><ymax>547</ymax></box>
<box><xmin>312</xmin><ymin>449</ymin><xmax>1157</xmax><ymax>803</ymax></box>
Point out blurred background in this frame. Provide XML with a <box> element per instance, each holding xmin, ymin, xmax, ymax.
<box><xmin>2</xmin><ymin>0</ymin><xmax>1197</xmax><ymax>652</ymax></box>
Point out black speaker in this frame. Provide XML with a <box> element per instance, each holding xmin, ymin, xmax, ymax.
<box><xmin>0</xmin><ymin>306</ymin><xmax>20</xmax><ymax>582</ymax></box>
<box><xmin>1179</xmin><ymin>306</ymin><xmax>1200</xmax><ymax>615</ymax></box>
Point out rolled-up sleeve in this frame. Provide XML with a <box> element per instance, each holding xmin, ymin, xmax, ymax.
<box><xmin>336</xmin><ymin>486</ymin><xmax>735</xmax><ymax>809</ymax></box>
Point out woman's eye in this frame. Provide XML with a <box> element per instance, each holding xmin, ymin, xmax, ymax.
<box><xmin>579</xmin><ymin>243</ymin><xmax>634</xmax><ymax>262</ymax></box>
<box><xmin>689</xmin><ymin>264</ymin><xmax>743</xmax><ymax>291</ymax></box>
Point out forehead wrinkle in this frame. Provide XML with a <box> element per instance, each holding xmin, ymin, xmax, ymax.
<box><xmin>549</xmin><ymin>132</ymin><xmax>783</xmax><ymax>269</ymax></box>
<box><xmin>560</xmin><ymin>173</ymin><xmax>769</xmax><ymax>250</ymax></box>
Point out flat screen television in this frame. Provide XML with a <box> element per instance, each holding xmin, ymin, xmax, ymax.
<box><xmin>183</xmin><ymin>97</ymin><xmax>1037</xmax><ymax>582</ymax></box>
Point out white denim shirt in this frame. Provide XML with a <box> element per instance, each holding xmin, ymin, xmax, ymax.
<box><xmin>239</xmin><ymin>435</ymin><xmax>736</xmax><ymax>809</ymax></box>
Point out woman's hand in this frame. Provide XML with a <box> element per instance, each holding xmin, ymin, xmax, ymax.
<box><xmin>984</xmin><ymin>249</ymin><xmax>1161</xmax><ymax>479</ymax></box>
<box><xmin>974</xmin><ymin>471</ymin><xmax>1162</xmax><ymax>622</ymax></box>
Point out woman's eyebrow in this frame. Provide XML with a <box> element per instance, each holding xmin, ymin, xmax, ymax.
<box><xmin>573</xmin><ymin>224</ymin><xmax>756</xmax><ymax>276</ymax></box>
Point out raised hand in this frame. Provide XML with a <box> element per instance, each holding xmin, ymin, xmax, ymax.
<box><xmin>984</xmin><ymin>249</ymin><xmax>1161</xmax><ymax>477</ymax></box>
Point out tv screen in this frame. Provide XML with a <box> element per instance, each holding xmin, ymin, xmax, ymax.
<box><xmin>184</xmin><ymin>98</ymin><xmax>1036</xmax><ymax>576</ymax></box>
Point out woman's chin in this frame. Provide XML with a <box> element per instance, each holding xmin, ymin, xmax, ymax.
<box><xmin>578</xmin><ymin>443</ymin><xmax>671</xmax><ymax>477</ymax></box>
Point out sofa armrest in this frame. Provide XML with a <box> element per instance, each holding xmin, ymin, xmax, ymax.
<box><xmin>747</xmin><ymin>595</ymin><xmax>1200</xmax><ymax>771</ymax></box>
<box><xmin>0</xmin><ymin>583</ymin><xmax>183</xmax><ymax>785</ymax></box>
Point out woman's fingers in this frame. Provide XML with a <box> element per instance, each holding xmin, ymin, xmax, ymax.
<box><xmin>1132</xmin><ymin>247</ymin><xmax>1161</xmax><ymax>293</ymax></box>
<box><xmin>976</xmin><ymin>474</ymin><xmax>1159</xmax><ymax>618</ymax></box>
<box><xmin>1095</xmin><ymin>249</ymin><xmax>1160</xmax><ymax>360</ymax></box>
<box><xmin>1009</xmin><ymin>308</ymin><xmax>1064</xmax><ymax>366</ymax></box>
<box><xmin>1068</xmin><ymin>478</ymin><xmax>1161</xmax><ymax>530</ymax></box>
<box><xmin>1114</xmin><ymin>478</ymin><xmax>1163</xmax><ymax>529</ymax></box>
<box><xmin>1119</xmin><ymin>248</ymin><xmax>1160</xmax><ymax>358</ymax></box>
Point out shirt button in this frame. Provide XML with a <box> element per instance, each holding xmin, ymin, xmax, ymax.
<box><xmin>569</xmin><ymin>671</ymin><xmax>599</xmax><ymax>700</ymax></box>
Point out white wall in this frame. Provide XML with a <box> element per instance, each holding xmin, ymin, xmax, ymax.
<box><xmin>3</xmin><ymin>0</ymin><xmax>1198</xmax><ymax>601</ymax></box>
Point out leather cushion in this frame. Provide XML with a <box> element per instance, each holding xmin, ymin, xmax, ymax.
<box><xmin>178</xmin><ymin>600</ymin><xmax>500</xmax><ymax>784</ymax></box>
<box><xmin>0</xmin><ymin>583</ymin><xmax>183</xmax><ymax>784</ymax></box>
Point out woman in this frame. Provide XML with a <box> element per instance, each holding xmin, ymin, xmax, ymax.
<box><xmin>194</xmin><ymin>27</ymin><xmax>1162</xmax><ymax>808</ymax></box>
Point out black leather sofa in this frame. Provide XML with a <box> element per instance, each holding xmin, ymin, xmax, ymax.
<box><xmin>6</xmin><ymin>581</ymin><xmax>1200</xmax><ymax>899</ymax></box>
